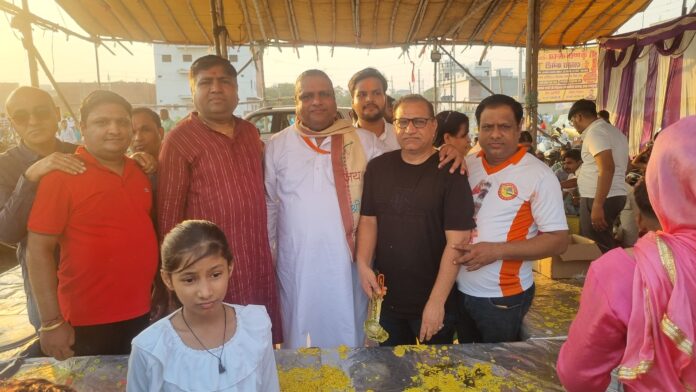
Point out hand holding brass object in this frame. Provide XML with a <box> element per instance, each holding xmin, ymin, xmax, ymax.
<box><xmin>364</xmin><ymin>273</ymin><xmax>389</xmax><ymax>343</ymax></box>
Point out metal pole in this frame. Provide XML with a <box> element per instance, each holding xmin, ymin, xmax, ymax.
<box><xmin>20</xmin><ymin>0</ymin><xmax>39</xmax><ymax>87</ymax></box>
<box><xmin>94</xmin><ymin>41</ymin><xmax>102</xmax><ymax>88</ymax></box>
<box><xmin>525</xmin><ymin>0</ymin><xmax>540</xmax><ymax>145</ymax></box>
<box><xmin>438</xmin><ymin>45</ymin><xmax>495</xmax><ymax>95</ymax></box>
<box><xmin>683</xmin><ymin>0</ymin><xmax>687</xmax><ymax>15</ymax></box>
<box><xmin>433</xmin><ymin>60</ymin><xmax>438</xmax><ymax>113</ymax></box>
<box><xmin>518</xmin><ymin>48</ymin><xmax>523</xmax><ymax>101</ymax></box>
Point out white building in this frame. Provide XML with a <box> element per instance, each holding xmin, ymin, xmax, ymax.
<box><xmin>153</xmin><ymin>44</ymin><xmax>263</xmax><ymax>120</ymax></box>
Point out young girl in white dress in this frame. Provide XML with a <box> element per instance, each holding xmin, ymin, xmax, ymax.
<box><xmin>127</xmin><ymin>220</ymin><xmax>280</xmax><ymax>391</ymax></box>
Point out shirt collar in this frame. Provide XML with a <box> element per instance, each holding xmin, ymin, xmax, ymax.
<box><xmin>75</xmin><ymin>146</ymin><xmax>134</xmax><ymax>175</ymax></box>
<box><xmin>477</xmin><ymin>145</ymin><xmax>527</xmax><ymax>175</ymax></box>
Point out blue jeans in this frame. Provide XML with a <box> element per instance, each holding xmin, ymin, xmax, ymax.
<box><xmin>378</xmin><ymin>310</ymin><xmax>457</xmax><ymax>346</ymax></box>
<box><xmin>456</xmin><ymin>284</ymin><xmax>535</xmax><ymax>343</ymax></box>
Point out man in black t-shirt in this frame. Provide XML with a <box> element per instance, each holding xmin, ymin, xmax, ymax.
<box><xmin>356</xmin><ymin>95</ymin><xmax>476</xmax><ymax>346</ymax></box>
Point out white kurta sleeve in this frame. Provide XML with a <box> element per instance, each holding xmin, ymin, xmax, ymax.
<box><xmin>126</xmin><ymin>345</ymin><xmax>162</xmax><ymax>392</ymax></box>
<box><xmin>264</xmin><ymin>138</ymin><xmax>280</xmax><ymax>262</ymax></box>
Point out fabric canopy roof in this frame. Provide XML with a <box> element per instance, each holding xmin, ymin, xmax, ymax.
<box><xmin>56</xmin><ymin>0</ymin><xmax>652</xmax><ymax>49</ymax></box>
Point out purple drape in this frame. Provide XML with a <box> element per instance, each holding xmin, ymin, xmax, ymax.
<box><xmin>601</xmin><ymin>15</ymin><xmax>693</xmax><ymax>141</ymax></box>
<box><xmin>613</xmin><ymin>47</ymin><xmax>643</xmax><ymax>136</ymax></box>
<box><xmin>641</xmin><ymin>48</ymin><xmax>659</xmax><ymax>147</ymax></box>
<box><xmin>661</xmin><ymin>55</ymin><xmax>683</xmax><ymax>130</ymax></box>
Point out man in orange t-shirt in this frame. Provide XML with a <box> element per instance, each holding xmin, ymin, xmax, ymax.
<box><xmin>27</xmin><ymin>91</ymin><xmax>158</xmax><ymax>360</ymax></box>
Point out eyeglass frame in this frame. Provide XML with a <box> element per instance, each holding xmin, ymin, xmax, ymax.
<box><xmin>394</xmin><ymin>117</ymin><xmax>434</xmax><ymax>130</ymax></box>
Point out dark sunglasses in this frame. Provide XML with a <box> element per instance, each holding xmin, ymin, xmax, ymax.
<box><xmin>10</xmin><ymin>106</ymin><xmax>53</xmax><ymax>126</ymax></box>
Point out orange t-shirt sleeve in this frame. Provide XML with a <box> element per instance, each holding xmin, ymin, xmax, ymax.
<box><xmin>28</xmin><ymin>172</ymin><xmax>71</xmax><ymax>236</ymax></box>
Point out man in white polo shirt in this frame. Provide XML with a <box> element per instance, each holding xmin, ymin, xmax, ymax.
<box><xmin>569</xmin><ymin>99</ymin><xmax>628</xmax><ymax>253</ymax></box>
<box><xmin>454</xmin><ymin>94</ymin><xmax>568</xmax><ymax>343</ymax></box>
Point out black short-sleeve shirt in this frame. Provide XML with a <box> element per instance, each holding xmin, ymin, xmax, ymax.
<box><xmin>361</xmin><ymin>150</ymin><xmax>476</xmax><ymax>318</ymax></box>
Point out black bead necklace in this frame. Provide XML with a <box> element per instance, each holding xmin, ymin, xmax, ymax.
<box><xmin>181</xmin><ymin>305</ymin><xmax>227</xmax><ymax>374</ymax></box>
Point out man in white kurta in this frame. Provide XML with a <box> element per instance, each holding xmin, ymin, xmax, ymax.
<box><xmin>265</xmin><ymin>70</ymin><xmax>382</xmax><ymax>348</ymax></box>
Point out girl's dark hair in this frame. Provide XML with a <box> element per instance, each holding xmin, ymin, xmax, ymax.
<box><xmin>633</xmin><ymin>180</ymin><xmax>657</xmax><ymax>220</ymax></box>
<box><xmin>161</xmin><ymin>220</ymin><xmax>233</xmax><ymax>273</ymax></box>
<box><xmin>434</xmin><ymin>110</ymin><xmax>469</xmax><ymax>146</ymax></box>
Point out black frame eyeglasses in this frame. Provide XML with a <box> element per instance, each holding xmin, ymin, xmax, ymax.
<box><xmin>394</xmin><ymin>117</ymin><xmax>432</xmax><ymax>130</ymax></box>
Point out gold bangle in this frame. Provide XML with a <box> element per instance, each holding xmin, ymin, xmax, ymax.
<box><xmin>38</xmin><ymin>320</ymin><xmax>65</xmax><ymax>332</ymax></box>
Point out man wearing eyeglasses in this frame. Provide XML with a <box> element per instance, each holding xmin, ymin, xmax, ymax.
<box><xmin>348</xmin><ymin>67</ymin><xmax>465</xmax><ymax>172</ymax></box>
<box><xmin>0</xmin><ymin>87</ymin><xmax>85</xmax><ymax>331</ymax></box>
<box><xmin>453</xmin><ymin>94</ymin><xmax>569</xmax><ymax>343</ymax></box>
<box><xmin>356</xmin><ymin>94</ymin><xmax>475</xmax><ymax>346</ymax></box>
<box><xmin>265</xmin><ymin>69</ymin><xmax>385</xmax><ymax>348</ymax></box>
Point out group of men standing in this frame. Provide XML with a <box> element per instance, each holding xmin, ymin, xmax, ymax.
<box><xmin>0</xmin><ymin>54</ymin><xmax>569</xmax><ymax>359</ymax></box>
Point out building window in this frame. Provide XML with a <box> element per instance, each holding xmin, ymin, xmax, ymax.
<box><xmin>162</xmin><ymin>54</ymin><xmax>172</xmax><ymax>63</ymax></box>
<box><xmin>182</xmin><ymin>54</ymin><xmax>193</xmax><ymax>62</ymax></box>
<box><xmin>228</xmin><ymin>54</ymin><xmax>238</xmax><ymax>62</ymax></box>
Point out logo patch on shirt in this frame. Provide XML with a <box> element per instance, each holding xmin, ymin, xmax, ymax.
<box><xmin>498</xmin><ymin>183</ymin><xmax>518</xmax><ymax>200</ymax></box>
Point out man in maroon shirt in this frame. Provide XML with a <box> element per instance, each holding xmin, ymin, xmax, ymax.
<box><xmin>157</xmin><ymin>55</ymin><xmax>282</xmax><ymax>343</ymax></box>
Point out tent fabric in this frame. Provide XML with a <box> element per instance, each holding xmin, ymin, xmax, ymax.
<box><xmin>55</xmin><ymin>0</ymin><xmax>650</xmax><ymax>49</ymax></box>
<box><xmin>598</xmin><ymin>13</ymin><xmax>696</xmax><ymax>156</ymax></box>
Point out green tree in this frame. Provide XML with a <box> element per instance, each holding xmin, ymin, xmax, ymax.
<box><xmin>263</xmin><ymin>83</ymin><xmax>295</xmax><ymax>106</ymax></box>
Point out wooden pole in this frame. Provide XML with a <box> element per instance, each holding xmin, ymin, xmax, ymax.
<box><xmin>20</xmin><ymin>0</ymin><xmax>39</xmax><ymax>87</ymax></box>
<box><xmin>210</xmin><ymin>0</ymin><xmax>221</xmax><ymax>56</ymax></box>
<box><xmin>525</xmin><ymin>0</ymin><xmax>540</xmax><ymax>147</ymax></box>
<box><xmin>216</xmin><ymin>0</ymin><xmax>228</xmax><ymax>59</ymax></box>
<box><xmin>24</xmin><ymin>39</ymin><xmax>77</xmax><ymax>120</ymax></box>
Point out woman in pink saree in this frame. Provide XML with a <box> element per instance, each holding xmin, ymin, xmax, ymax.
<box><xmin>557</xmin><ymin>116</ymin><xmax>696</xmax><ymax>391</ymax></box>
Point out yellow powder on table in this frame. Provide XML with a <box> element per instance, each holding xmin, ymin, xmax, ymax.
<box><xmin>393</xmin><ymin>344</ymin><xmax>431</xmax><ymax>357</ymax></box>
<box><xmin>404</xmin><ymin>362</ymin><xmax>517</xmax><ymax>391</ymax></box>
<box><xmin>277</xmin><ymin>365</ymin><xmax>354</xmax><ymax>392</ymax></box>
<box><xmin>297</xmin><ymin>347</ymin><xmax>321</xmax><ymax>356</ymax></box>
<box><xmin>337</xmin><ymin>344</ymin><xmax>350</xmax><ymax>360</ymax></box>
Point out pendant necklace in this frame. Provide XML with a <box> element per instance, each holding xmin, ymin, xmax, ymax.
<box><xmin>181</xmin><ymin>305</ymin><xmax>227</xmax><ymax>374</ymax></box>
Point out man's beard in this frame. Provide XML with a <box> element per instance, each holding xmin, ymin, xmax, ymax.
<box><xmin>360</xmin><ymin>107</ymin><xmax>385</xmax><ymax>123</ymax></box>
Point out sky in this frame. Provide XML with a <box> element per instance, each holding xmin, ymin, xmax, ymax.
<box><xmin>0</xmin><ymin>0</ymin><xmax>688</xmax><ymax>92</ymax></box>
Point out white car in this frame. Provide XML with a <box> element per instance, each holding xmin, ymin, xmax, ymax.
<box><xmin>244</xmin><ymin>106</ymin><xmax>354</xmax><ymax>142</ymax></box>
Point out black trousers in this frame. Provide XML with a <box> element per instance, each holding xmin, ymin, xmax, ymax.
<box><xmin>68</xmin><ymin>314</ymin><xmax>149</xmax><ymax>356</ymax></box>
<box><xmin>579</xmin><ymin>196</ymin><xmax>627</xmax><ymax>253</ymax></box>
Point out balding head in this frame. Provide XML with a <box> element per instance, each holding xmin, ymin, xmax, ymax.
<box><xmin>294</xmin><ymin>70</ymin><xmax>337</xmax><ymax>132</ymax></box>
<box><xmin>5</xmin><ymin>86</ymin><xmax>54</xmax><ymax>112</ymax></box>
<box><xmin>5</xmin><ymin>86</ymin><xmax>59</xmax><ymax>148</ymax></box>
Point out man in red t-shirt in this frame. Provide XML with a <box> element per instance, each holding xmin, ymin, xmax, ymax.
<box><xmin>27</xmin><ymin>90</ymin><xmax>158</xmax><ymax>360</ymax></box>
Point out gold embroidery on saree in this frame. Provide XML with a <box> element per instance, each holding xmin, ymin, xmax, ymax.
<box><xmin>618</xmin><ymin>360</ymin><xmax>653</xmax><ymax>380</ymax></box>
<box><xmin>661</xmin><ymin>315</ymin><xmax>694</xmax><ymax>356</ymax></box>
<box><xmin>656</xmin><ymin>236</ymin><xmax>676</xmax><ymax>285</ymax></box>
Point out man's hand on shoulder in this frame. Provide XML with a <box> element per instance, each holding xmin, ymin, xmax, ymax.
<box><xmin>130</xmin><ymin>152</ymin><xmax>158</xmax><ymax>175</ymax></box>
<box><xmin>438</xmin><ymin>144</ymin><xmax>467</xmax><ymax>174</ymax></box>
<box><xmin>24</xmin><ymin>153</ymin><xmax>86</xmax><ymax>182</ymax></box>
<box><xmin>452</xmin><ymin>241</ymin><xmax>503</xmax><ymax>271</ymax></box>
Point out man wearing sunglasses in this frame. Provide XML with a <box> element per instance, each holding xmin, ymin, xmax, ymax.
<box><xmin>356</xmin><ymin>94</ymin><xmax>475</xmax><ymax>346</ymax></box>
<box><xmin>0</xmin><ymin>87</ymin><xmax>85</xmax><ymax>331</ymax></box>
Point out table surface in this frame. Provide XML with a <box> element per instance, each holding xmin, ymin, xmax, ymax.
<box><xmin>0</xmin><ymin>266</ymin><xmax>584</xmax><ymax>391</ymax></box>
